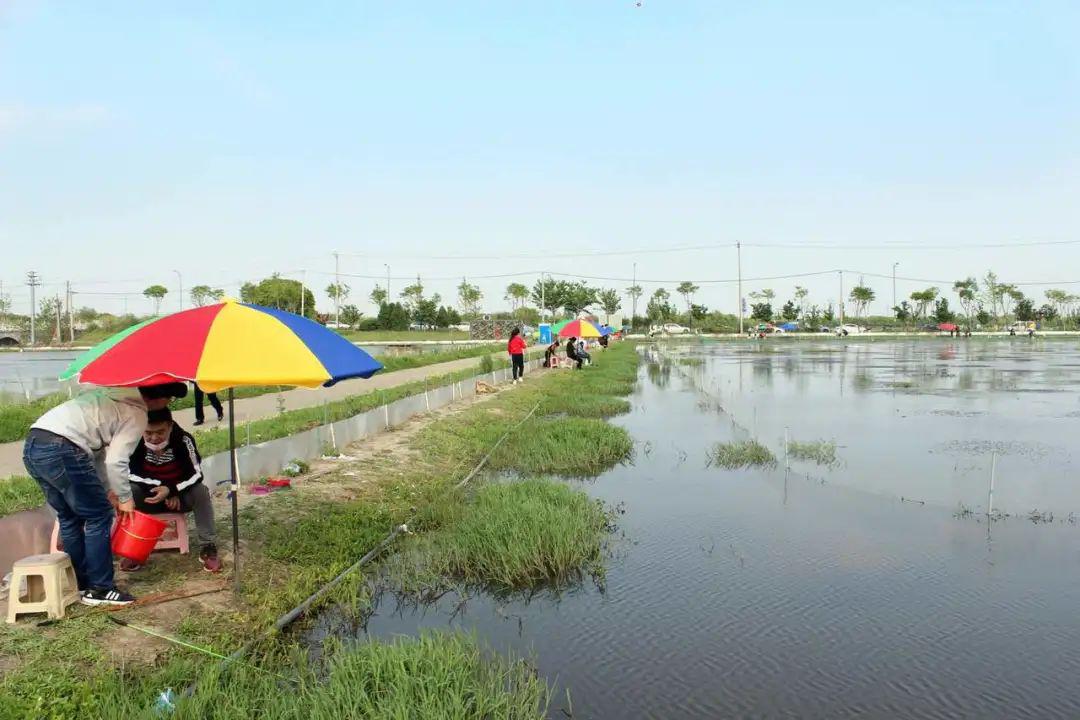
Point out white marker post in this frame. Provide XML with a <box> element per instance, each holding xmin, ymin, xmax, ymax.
<box><xmin>987</xmin><ymin>452</ymin><xmax>997</xmax><ymax>518</ymax></box>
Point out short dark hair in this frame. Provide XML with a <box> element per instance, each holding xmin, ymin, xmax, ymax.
<box><xmin>147</xmin><ymin>408</ymin><xmax>173</xmax><ymax>425</ymax></box>
<box><xmin>139</xmin><ymin>382</ymin><xmax>188</xmax><ymax>400</ymax></box>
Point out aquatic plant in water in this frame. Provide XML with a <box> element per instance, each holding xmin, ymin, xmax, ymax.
<box><xmin>787</xmin><ymin>440</ymin><xmax>838</xmax><ymax>466</ymax></box>
<box><xmin>707</xmin><ymin>441</ymin><xmax>777</xmax><ymax>470</ymax></box>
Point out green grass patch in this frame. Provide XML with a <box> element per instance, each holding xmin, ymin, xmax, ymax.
<box><xmin>541</xmin><ymin>393</ymin><xmax>631</xmax><ymax>418</ymax></box>
<box><xmin>787</xmin><ymin>439</ymin><xmax>838</xmax><ymax>466</ymax></box>
<box><xmin>392</xmin><ymin>478</ymin><xmax>614</xmax><ymax>592</ymax></box>
<box><xmin>490</xmin><ymin>418</ymin><xmax>633</xmax><ymax>476</ymax></box>
<box><xmin>707</xmin><ymin>440</ymin><xmax>777</xmax><ymax>469</ymax></box>
<box><xmin>7</xmin><ymin>631</ymin><xmax>549</xmax><ymax>720</ymax></box>
<box><xmin>0</xmin><ymin>475</ymin><xmax>43</xmax><ymax>515</ymax></box>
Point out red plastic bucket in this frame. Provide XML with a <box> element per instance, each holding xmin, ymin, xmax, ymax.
<box><xmin>111</xmin><ymin>511</ymin><xmax>168</xmax><ymax>563</ymax></box>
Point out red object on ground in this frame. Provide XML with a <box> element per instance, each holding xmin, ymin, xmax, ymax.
<box><xmin>249</xmin><ymin>484</ymin><xmax>270</xmax><ymax>495</ymax></box>
<box><xmin>937</xmin><ymin>323</ymin><xmax>959</xmax><ymax>331</ymax></box>
<box><xmin>111</xmin><ymin>511</ymin><xmax>168</xmax><ymax>564</ymax></box>
<box><xmin>266</xmin><ymin>477</ymin><xmax>292</xmax><ymax>488</ymax></box>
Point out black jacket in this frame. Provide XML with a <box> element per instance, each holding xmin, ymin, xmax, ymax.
<box><xmin>128</xmin><ymin>425</ymin><xmax>203</xmax><ymax>495</ymax></box>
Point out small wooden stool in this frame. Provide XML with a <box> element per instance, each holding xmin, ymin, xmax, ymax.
<box><xmin>6</xmin><ymin>553</ymin><xmax>80</xmax><ymax>623</ymax></box>
<box><xmin>154</xmin><ymin>513</ymin><xmax>190</xmax><ymax>555</ymax></box>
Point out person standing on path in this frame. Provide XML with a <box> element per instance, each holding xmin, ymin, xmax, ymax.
<box><xmin>192</xmin><ymin>382</ymin><xmax>223</xmax><ymax>426</ymax></box>
<box><xmin>21</xmin><ymin>382</ymin><xmax>187</xmax><ymax>606</ymax></box>
<box><xmin>508</xmin><ymin>327</ymin><xmax>527</xmax><ymax>383</ymax></box>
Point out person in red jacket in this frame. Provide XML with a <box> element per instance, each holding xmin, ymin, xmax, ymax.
<box><xmin>507</xmin><ymin>327</ymin><xmax>527</xmax><ymax>384</ymax></box>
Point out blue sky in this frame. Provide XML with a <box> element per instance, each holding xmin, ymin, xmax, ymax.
<box><xmin>2</xmin><ymin>1</ymin><xmax>1079</xmax><ymax>318</ymax></box>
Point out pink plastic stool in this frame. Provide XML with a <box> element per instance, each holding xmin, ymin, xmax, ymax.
<box><xmin>153</xmin><ymin>513</ymin><xmax>190</xmax><ymax>555</ymax></box>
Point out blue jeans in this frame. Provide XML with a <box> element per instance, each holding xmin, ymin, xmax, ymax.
<box><xmin>23</xmin><ymin>433</ymin><xmax>116</xmax><ymax>591</ymax></box>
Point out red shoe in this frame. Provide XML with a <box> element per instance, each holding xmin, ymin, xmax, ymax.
<box><xmin>200</xmin><ymin>544</ymin><xmax>222</xmax><ymax>573</ymax></box>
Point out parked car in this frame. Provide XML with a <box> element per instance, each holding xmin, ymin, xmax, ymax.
<box><xmin>649</xmin><ymin>323</ymin><xmax>691</xmax><ymax>336</ymax></box>
<box><xmin>834</xmin><ymin>324</ymin><xmax>868</xmax><ymax>336</ymax></box>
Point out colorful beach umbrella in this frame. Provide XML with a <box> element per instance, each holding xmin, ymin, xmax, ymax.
<box><xmin>60</xmin><ymin>299</ymin><xmax>384</xmax><ymax>587</ymax></box>
<box><xmin>61</xmin><ymin>299</ymin><xmax>382</xmax><ymax>390</ymax></box>
<box><xmin>557</xmin><ymin>319</ymin><xmax>602</xmax><ymax>338</ymax></box>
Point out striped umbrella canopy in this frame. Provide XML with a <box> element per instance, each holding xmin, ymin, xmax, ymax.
<box><xmin>61</xmin><ymin>299</ymin><xmax>382</xmax><ymax>391</ymax></box>
<box><xmin>59</xmin><ymin>298</ymin><xmax>383</xmax><ymax>588</ymax></box>
<box><xmin>557</xmin><ymin>319</ymin><xmax>602</xmax><ymax>338</ymax></box>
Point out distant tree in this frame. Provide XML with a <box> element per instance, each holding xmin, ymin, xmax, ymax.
<box><xmin>1014</xmin><ymin>297</ymin><xmax>1036</xmax><ymax>322</ymax></box>
<box><xmin>598</xmin><ymin>288</ymin><xmax>621</xmax><ymax>325</ymax></box>
<box><xmin>999</xmin><ymin>285</ymin><xmax>1023</xmax><ymax>319</ymax></box>
<box><xmin>893</xmin><ymin>301</ymin><xmax>912</xmax><ymax>323</ymax></box>
<box><xmin>39</xmin><ymin>296</ymin><xmax>64</xmax><ymax>340</ymax></box>
<box><xmin>400</xmin><ymin>277</ymin><xmax>427</xmax><ymax>312</ymax></box>
<box><xmin>676</xmin><ymin>281</ymin><xmax>699</xmax><ymax>313</ymax></box>
<box><xmin>793</xmin><ymin>286</ymin><xmax>809</xmax><ymax>309</ymax></box>
<box><xmin>848</xmin><ymin>284</ymin><xmax>875</xmax><ymax>319</ymax></box>
<box><xmin>326</xmin><ymin>282</ymin><xmax>351</xmax><ymax>305</ymax></box>
<box><xmin>0</xmin><ymin>291</ymin><xmax>10</xmax><ymax>319</ymax></box>
<box><xmin>190</xmin><ymin>285</ymin><xmax>223</xmax><ymax>307</ymax></box>
<box><xmin>749</xmin><ymin>288</ymin><xmax>775</xmax><ymax>303</ymax></box>
<box><xmin>933</xmin><ymin>297</ymin><xmax>955</xmax><ymax>323</ymax></box>
<box><xmin>241</xmin><ymin>275</ymin><xmax>315</xmax><ymax>317</ymax></box>
<box><xmin>457</xmin><ymin>280</ymin><xmax>483</xmax><ymax>317</ymax></box>
<box><xmin>981</xmin><ymin>271</ymin><xmax>1003</xmax><ymax>319</ymax></box>
<box><xmin>750</xmin><ymin>303</ymin><xmax>773</xmax><ymax>322</ymax></box>
<box><xmin>435</xmin><ymin>305</ymin><xmax>463</xmax><ymax>329</ymax></box>
<box><xmin>376</xmin><ymin>302</ymin><xmax>410</xmax><ymax>331</ymax></box>
<box><xmin>909</xmin><ymin>288</ymin><xmax>939</xmax><ymax>322</ymax></box>
<box><xmin>975</xmin><ymin>306</ymin><xmax>991</xmax><ymax>327</ymax></box>
<box><xmin>781</xmin><ymin>300</ymin><xmax>799</xmax><ymax>321</ymax></box>
<box><xmin>1038</xmin><ymin>304</ymin><xmax>1058</xmax><ymax>322</ymax></box>
<box><xmin>1045</xmin><ymin>289</ymin><xmax>1069</xmax><ymax>329</ymax></box>
<box><xmin>562</xmin><ymin>281</ymin><xmax>597</xmax><ymax>316</ymax></box>
<box><xmin>690</xmin><ymin>304</ymin><xmax>708</xmax><ymax>321</ymax></box>
<box><xmin>414</xmin><ymin>297</ymin><xmax>441</xmax><ymax>328</ymax></box>
<box><xmin>143</xmin><ymin>285</ymin><xmax>168</xmax><ymax>315</ymax></box>
<box><xmin>646</xmin><ymin>288</ymin><xmax>676</xmax><ymax>323</ymax></box>
<box><xmin>339</xmin><ymin>304</ymin><xmax>362</xmax><ymax>327</ymax></box>
<box><xmin>530</xmin><ymin>278</ymin><xmax>564</xmax><ymax>318</ymax></box>
<box><xmin>504</xmin><ymin>283</ymin><xmax>530</xmax><ymax>311</ymax></box>
<box><xmin>953</xmin><ymin>278</ymin><xmax>979</xmax><ymax>329</ymax></box>
<box><xmin>822</xmin><ymin>304</ymin><xmax>835</xmax><ymax>324</ymax></box>
<box><xmin>369</xmin><ymin>285</ymin><xmax>388</xmax><ymax>308</ymax></box>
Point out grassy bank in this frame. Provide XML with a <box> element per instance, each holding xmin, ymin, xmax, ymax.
<box><xmin>0</xmin><ymin>342</ymin><xmax>640</xmax><ymax>717</ymax></box>
<box><xmin>0</xmin><ymin>344</ymin><xmax>510</xmax><ymax>445</ymax></box>
<box><xmin>0</xmin><ymin>475</ymin><xmax>40</xmax><ymax>516</ymax></box>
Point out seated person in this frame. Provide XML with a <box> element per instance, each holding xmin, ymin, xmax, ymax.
<box><xmin>126</xmin><ymin>408</ymin><xmax>221</xmax><ymax>573</ymax></box>
<box><xmin>544</xmin><ymin>339</ymin><xmax>562</xmax><ymax>367</ymax></box>
<box><xmin>577</xmin><ymin>341</ymin><xmax>593</xmax><ymax>366</ymax></box>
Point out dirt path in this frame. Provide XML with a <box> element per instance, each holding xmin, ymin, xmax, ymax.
<box><xmin>0</xmin><ymin>346</ymin><xmax>543</xmax><ymax>478</ymax></box>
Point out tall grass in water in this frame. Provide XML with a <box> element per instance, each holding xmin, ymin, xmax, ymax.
<box><xmin>88</xmin><ymin>633</ymin><xmax>549</xmax><ymax>720</ymax></box>
<box><xmin>491</xmin><ymin>418</ymin><xmax>633</xmax><ymax>476</ymax></box>
<box><xmin>787</xmin><ymin>439</ymin><xmax>838</xmax><ymax>466</ymax></box>
<box><xmin>708</xmin><ymin>440</ymin><xmax>777</xmax><ymax>469</ymax></box>
<box><xmin>392</xmin><ymin>478</ymin><xmax>614</xmax><ymax>592</ymax></box>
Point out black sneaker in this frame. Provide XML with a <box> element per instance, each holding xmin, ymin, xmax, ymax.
<box><xmin>192</xmin><ymin>419</ymin><xmax>205</xmax><ymax>426</ymax></box>
<box><xmin>80</xmin><ymin>587</ymin><xmax>136</xmax><ymax>606</ymax></box>
<box><xmin>200</xmin><ymin>544</ymin><xmax>222</xmax><ymax>573</ymax></box>
<box><xmin>216</xmin><ymin>413</ymin><xmax>225</xmax><ymax>422</ymax></box>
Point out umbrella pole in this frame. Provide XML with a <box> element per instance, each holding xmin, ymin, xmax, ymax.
<box><xmin>229</xmin><ymin>388</ymin><xmax>240</xmax><ymax>592</ymax></box>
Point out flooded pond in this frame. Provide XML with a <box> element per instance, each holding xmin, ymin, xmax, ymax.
<box><xmin>309</xmin><ymin>339</ymin><xmax>1080</xmax><ymax>719</ymax></box>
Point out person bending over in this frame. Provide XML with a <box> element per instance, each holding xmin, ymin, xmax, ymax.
<box><xmin>23</xmin><ymin>383</ymin><xmax>187</xmax><ymax>606</ymax></box>
<box><xmin>543</xmin><ymin>339</ymin><xmax>562</xmax><ymax>367</ymax></box>
<box><xmin>127</xmin><ymin>408</ymin><xmax>221</xmax><ymax>573</ymax></box>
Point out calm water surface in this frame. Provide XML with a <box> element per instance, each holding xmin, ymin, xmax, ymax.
<box><xmin>310</xmin><ymin>339</ymin><xmax>1080</xmax><ymax>719</ymax></box>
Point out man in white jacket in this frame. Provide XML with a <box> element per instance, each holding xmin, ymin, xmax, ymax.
<box><xmin>22</xmin><ymin>382</ymin><xmax>187</xmax><ymax>606</ymax></box>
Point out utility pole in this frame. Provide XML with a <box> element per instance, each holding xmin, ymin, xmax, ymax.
<box><xmin>737</xmin><ymin>242</ymin><xmax>744</xmax><ymax>335</ymax></box>
<box><xmin>26</xmin><ymin>271</ymin><xmax>40</xmax><ymax>346</ymax></box>
<box><xmin>300</xmin><ymin>269</ymin><xmax>306</xmax><ymax>317</ymax></box>
<box><xmin>54</xmin><ymin>292</ymin><xmax>61</xmax><ymax>344</ymax></box>
<box><xmin>838</xmin><ymin>271</ymin><xmax>844</xmax><ymax>326</ymax></box>
<box><xmin>173</xmin><ymin>270</ymin><xmax>183</xmax><ymax>311</ymax></box>
<box><xmin>333</xmin><ymin>251</ymin><xmax>341</xmax><ymax>328</ymax></box>
<box><xmin>66</xmin><ymin>281</ymin><xmax>74</xmax><ymax>343</ymax></box>
<box><xmin>892</xmin><ymin>262</ymin><xmax>899</xmax><ymax>310</ymax></box>
<box><xmin>541</xmin><ymin>272</ymin><xmax>546</xmax><ymax>323</ymax></box>
<box><xmin>384</xmin><ymin>264</ymin><xmax>391</xmax><ymax>305</ymax></box>
<box><xmin>631</xmin><ymin>262</ymin><xmax>637</xmax><ymax>331</ymax></box>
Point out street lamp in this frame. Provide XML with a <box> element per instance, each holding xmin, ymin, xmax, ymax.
<box><xmin>384</xmin><ymin>264</ymin><xmax>391</xmax><ymax>303</ymax></box>
<box><xmin>892</xmin><ymin>262</ymin><xmax>899</xmax><ymax>310</ymax></box>
<box><xmin>173</xmin><ymin>270</ymin><xmax>183</xmax><ymax>311</ymax></box>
